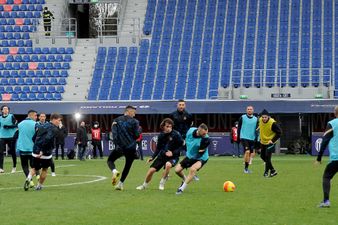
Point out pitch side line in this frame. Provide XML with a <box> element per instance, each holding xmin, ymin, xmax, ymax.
<box><xmin>0</xmin><ymin>164</ymin><xmax>76</xmax><ymax>175</ymax></box>
<box><xmin>0</xmin><ymin>174</ymin><xmax>107</xmax><ymax>191</ymax></box>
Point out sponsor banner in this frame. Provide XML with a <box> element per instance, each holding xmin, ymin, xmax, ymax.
<box><xmin>2</xmin><ymin>100</ymin><xmax>338</xmax><ymax>114</ymax></box>
<box><xmin>63</xmin><ymin>133</ymin><xmax>234</xmax><ymax>157</ymax></box>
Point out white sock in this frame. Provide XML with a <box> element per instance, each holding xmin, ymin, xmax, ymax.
<box><xmin>143</xmin><ymin>182</ymin><xmax>148</xmax><ymax>187</ymax></box>
<box><xmin>117</xmin><ymin>181</ymin><xmax>123</xmax><ymax>186</ymax></box>
<box><xmin>27</xmin><ymin>173</ymin><xmax>32</xmax><ymax>181</ymax></box>
<box><xmin>160</xmin><ymin>178</ymin><xmax>166</xmax><ymax>184</ymax></box>
<box><xmin>180</xmin><ymin>182</ymin><xmax>188</xmax><ymax>191</ymax></box>
<box><xmin>112</xmin><ymin>169</ymin><xmax>118</xmax><ymax>174</ymax></box>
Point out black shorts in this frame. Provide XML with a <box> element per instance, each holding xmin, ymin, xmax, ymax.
<box><xmin>179</xmin><ymin>157</ymin><xmax>208</xmax><ymax>169</ymax></box>
<box><xmin>32</xmin><ymin>157</ymin><xmax>52</xmax><ymax>170</ymax></box>
<box><xmin>151</xmin><ymin>156</ymin><xmax>179</xmax><ymax>171</ymax></box>
<box><xmin>241</xmin><ymin>139</ymin><xmax>255</xmax><ymax>153</ymax></box>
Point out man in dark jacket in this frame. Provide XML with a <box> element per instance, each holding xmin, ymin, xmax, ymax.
<box><xmin>76</xmin><ymin>121</ymin><xmax>88</xmax><ymax>161</ymax></box>
<box><xmin>24</xmin><ymin>113</ymin><xmax>62</xmax><ymax>191</ymax></box>
<box><xmin>55</xmin><ymin>121</ymin><xmax>68</xmax><ymax>160</ymax></box>
<box><xmin>107</xmin><ymin>105</ymin><xmax>140</xmax><ymax>191</ymax></box>
<box><xmin>136</xmin><ymin>118</ymin><xmax>183</xmax><ymax>191</ymax></box>
<box><xmin>43</xmin><ymin>7</ymin><xmax>54</xmax><ymax>36</ymax></box>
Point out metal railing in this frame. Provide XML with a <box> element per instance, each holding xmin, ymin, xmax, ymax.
<box><xmin>31</xmin><ymin>18</ymin><xmax>77</xmax><ymax>44</ymax></box>
<box><xmin>97</xmin><ymin>16</ymin><xmax>141</xmax><ymax>44</ymax></box>
<box><xmin>230</xmin><ymin>68</ymin><xmax>333</xmax><ymax>88</ymax></box>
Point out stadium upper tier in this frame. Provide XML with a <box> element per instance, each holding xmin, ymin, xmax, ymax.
<box><xmin>0</xmin><ymin>0</ymin><xmax>73</xmax><ymax>101</ymax></box>
<box><xmin>88</xmin><ymin>0</ymin><xmax>336</xmax><ymax>100</ymax></box>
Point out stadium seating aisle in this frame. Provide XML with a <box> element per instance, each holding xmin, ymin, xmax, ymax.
<box><xmin>0</xmin><ymin>0</ymin><xmax>72</xmax><ymax>101</ymax></box>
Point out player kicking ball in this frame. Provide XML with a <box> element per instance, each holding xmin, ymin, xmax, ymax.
<box><xmin>136</xmin><ymin>118</ymin><xmax>183</xmax><ymax>191</ymax></box>
<box><xmin>175</xmin><ymin>123</ymin><xmax>210</xmax><ymax>194</ymax></box>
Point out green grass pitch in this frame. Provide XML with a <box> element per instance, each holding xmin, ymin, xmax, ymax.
<box><xmin>0</xmin><ymin>155</ymin><xmax>336</xmax><ymax>225</ymax></box>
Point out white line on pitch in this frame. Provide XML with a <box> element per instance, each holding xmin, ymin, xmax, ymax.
<box><xmin>0</xmin><ymin>174</ymin><xmax>107</xmax><ymax>191</ymax></box>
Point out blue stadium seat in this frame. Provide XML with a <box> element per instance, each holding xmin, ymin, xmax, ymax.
<box><xmin>11</xmin><ymin>93</ymin><xmax>19</xmax><ymax>101</ymax></box>
<box><xmin>36</xmin><ymin>93</ymin><xmax>45</xmax><ymax>100</ymax></box>
<box><xmin>28</xmin><ymin>93</ymin><xmax>36</xmax><ymax>101</ymax></box>
<box><xmin>39</xmin><ymin>86</ymin><xmax>47</xmax><ymax>93</ymax></box>
<box><xmin>54</xmin><ymin>93</ymin><xmax>62</xmax><ymax>100</ymax></box>
<box><xmin>31</xmin><ymin>86</ymin><xmax>38</xmax><ymax>93</ymax></box>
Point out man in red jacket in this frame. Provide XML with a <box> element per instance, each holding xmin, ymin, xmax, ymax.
<box><xmin>230</xmin><ymin>121</ymin><xmax>242</xmax><ymax>158</ymax></box>
<box><xmin>91</xmin><ymin>121</ymin><xmax>103</xmax><ymax>159</ymax></box>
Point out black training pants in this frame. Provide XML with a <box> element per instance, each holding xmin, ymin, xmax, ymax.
<box><xmin>55</xmin><ymin>143</ymin><xmax>65</xmax><ymax>159</ymax></box>
<box><xmin>107</xmin><ymin>146</ymin><xmax>136</xmax><ymax>183</ymax></box>
<box><xmin>322</xmin><ymin>160</ymin><xmax>338</xmax><ymax>201</ymax></box>
<box><xmin>260</xmin><ymin>144</ymin><xmax>275</xmax><ymax>173</ymax></box>
<box><xmin>92</xmin><ymin>140</ymin><xmax>103</xmax><ymax>158</ymax></box>
<box><xmin>20</xmin><ymin>153</ymin><xmax>33</xmax><ymax>177</ymax></box>
<box><xmin>0</xmin><ymin>138</ymin><xmax>17</xmax><ymax>169</ymax></box>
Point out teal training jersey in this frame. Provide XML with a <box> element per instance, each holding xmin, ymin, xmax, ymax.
<box><xmin>17</xmin><ymin>118</ymin><xmax>36</xmax><ymax>153</ymax></box>
<box><xmin>240</xmin><ymin>114</ymin><xmax>257</xmax><ymax>141</ymax></box>
<box><xmin>328</xmin><ymin>118</ymin><xmax>338</xmax><ymax>161</ymax></box>
<box><xmin>185</xmin><ymin>127</ymin><xmax>209</xmax><ymax>161</ymax></box>
<box><xmin>0</xmin><ymin>114</ymin><xmax>17</xmax><ymax>138</ymax></box>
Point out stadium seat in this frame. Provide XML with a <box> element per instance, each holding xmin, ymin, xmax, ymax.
<box><xmin>56</xmin><ymin>86</ymin><xmax>64</xmax><ymax>93</ymax></box>
<box><xmin>54</xmin><ymin>92</ymin><xmax>62</xmax><ymax>100</ymax></box>
<box><xmin>28</xmin><ymin>93</ymin><xmax>36</xmax><ymax>101</ymax></box>
<box><xmin>45</xmin><ymin>93</ymin><xmax>53</xmax><ymax>100</ymax></box>
<box><xmin>11</xmin><ymin>93</ymin><xmax>19</xmax><ymax>101</ymax></box>
<box><xmin>19</xmin><ymin>93</ymin><xmax>28</xmax><ymax>101</ymax></box>
<box><xmin>13</xmin><ymin>86</ymin><xmax>21</xmax><ymax>94</ymax></box>
<box><xmin>31</xmin><ymin>86</ymin><xmax>38</xmax><ymax>93</ymax></box>
<box><xmin>39</xmin><ymin>86</ymin><xmax>47</xmax><ymax>93</ymax></box>
<box><xmin>47</xmin><ymin>86</ymin><xmax>56</xmax><ymax>93</ymax></box>
<box><xmin>36</xmin><ymin>93</ymin><xmax>44</xmax><ymax>100</ymax></box>
<box><xmin>22</xmin><ymin>86</ymin><xmax>30</xmax><ymax>93</ymax></box>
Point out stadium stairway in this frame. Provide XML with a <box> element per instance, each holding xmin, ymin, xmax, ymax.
<box><xmin>120</xmin><ymin>0</ymin><xmax>147</xmax><ymax>38</ymax></box>
<box><xmin>62</xmin><ymin>39</ymin><xmax>95</xmax><ymax>101</ymax></box>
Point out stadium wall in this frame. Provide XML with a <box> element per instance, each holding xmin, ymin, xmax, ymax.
<box><xmin>2</xmin><ymin>99</ymin><xmax>338</xmax><ymax>114</ymax></box>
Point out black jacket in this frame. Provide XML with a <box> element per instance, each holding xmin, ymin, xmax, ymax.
<box><xmin>112</xmin><ymin>115</ymin><xmax>139</xmax><ymax>149</ymax></box>
<box><xmin>33</xmin><ymin>122</ymin><xmax>58</xmax><ymax>156</ymax></box>
<box><xmin>152</xmin><ymin>130</ymin><xmax>184</xmax><ymax>159</ymax></box>
<box><xmin>76</xmin><ymin>126</ymin><xmax>88</xmax><ymax>147</ymax></box>
<box><xmin>170</xmin><ymin>110</ymin><xmax>193</xmax><ymax>139</ymax></box>
<box><xmin>56</xmin><ymin>125</ymin><xmax>68</xmax><ymax>144</ymax></box>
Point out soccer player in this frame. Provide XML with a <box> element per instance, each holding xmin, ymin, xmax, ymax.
<box><xmin>170</xmin><ymin>100</ymin><xmax>199</xmax><ymax>180</ymax></box>
<box><xmin>17</xmin><ymin>110</ymin><xmax>37</xmax><ymax>184</ymax></box>
<box><xmin>315</xmin><ymin>106</ymin><xmax>338</xmax><ymax>208</ymax></box>
<box><xmin>136</xmin><ymin>118</ymin><xmax>183</xmax><ymax>191</ymax></box>
<box><xmin>37</xmin><ymin>113</ymin><xmax>56</xmax><ymax>176</ymax></box>
<box><xmin>107</xmin><ymin>105</ymin><xmax>140</xmax><ymax>191</ymax></box>
<box><xmin>259</xmin><ymin>109</ymin><xmax>282</xmax><ymax>178</ymax></box>
<box><xmin>0</xmin><ymin>105</ymin><xmax>18</xmax><ymax>173</ymax></box>
<box><xmin>237</xmin><ymin>106</ymin><xmax>258</xmax><ymax>173</ymax></box>
<box><xmin>24</xmin><ymin>113</ymin><xmax>62</xmax><ymax>191</ymax></box>
<box><xmin>175</xmin><ymin>123</ymin><xmax>210</xmax><ymax>194</ymax></box>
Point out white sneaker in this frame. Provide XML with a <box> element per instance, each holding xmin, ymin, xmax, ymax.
<box><xmin>136</xmin><ymin>185</ymin><xmax>146</xmax><ymax>190</ymax></box>
<box><xmin>159</xmin><ymin>183</ymin><xmax>165</xmax><ymax>191</ymax></box>
<box><xmin>11</xmin><ymin>167</ymin><xmax>16</xmax><ymax>173</ymax></box>
<box><xmin>115</xmin><ymin>182</ymin><xmax>123</xmax><ymax>191</ymax></box>
<box><xmin>0</xmin><ymin>168</ymin><xmax>4</xmax><ymax>173</ymax></box>
<box><xmin>193</xmin><ymin>175</ymin><xmax>200</xmax><ymax>181</ymax></box>
<box><xmin>51</xmin><ymin>172</ymin><xmax>56</xmax><ymax>177</ymax></box>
